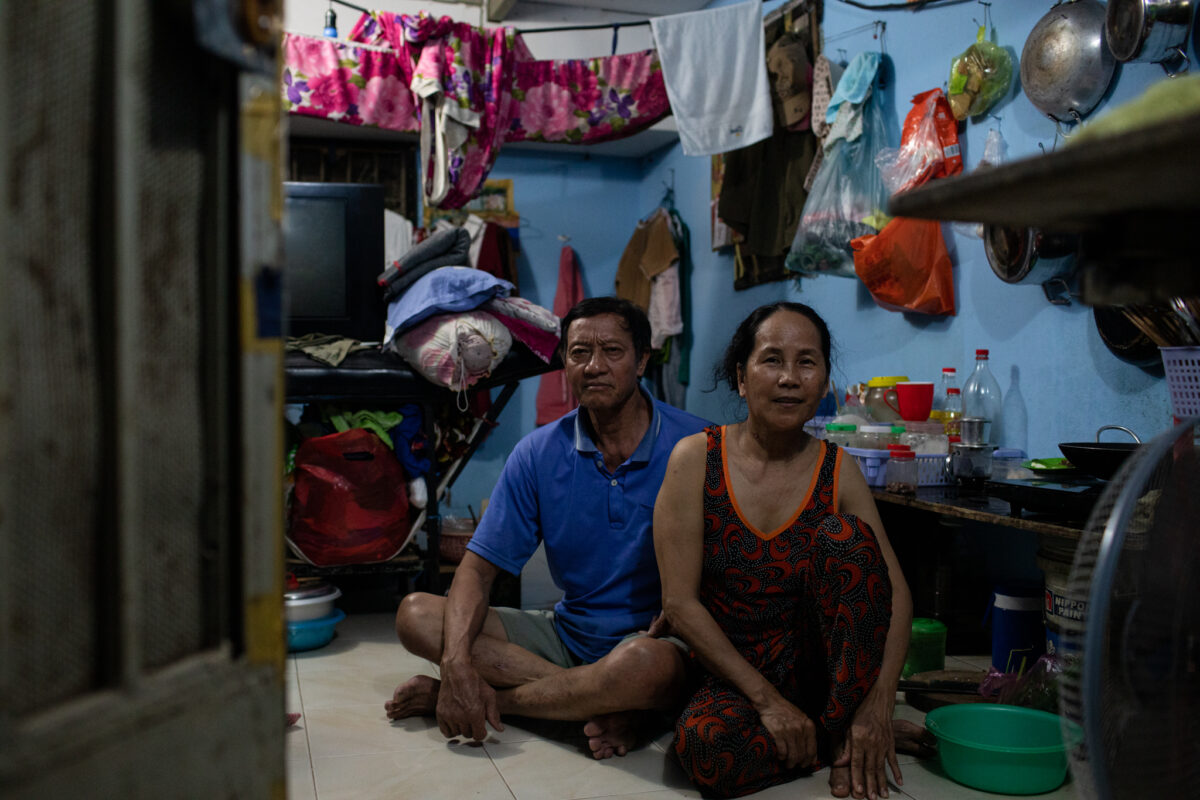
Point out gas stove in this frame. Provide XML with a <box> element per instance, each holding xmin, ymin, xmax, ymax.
<box><xmin>986</xmin><ymin>477</ymin><xmax>1107</xmax><ymax>526</ymax></box>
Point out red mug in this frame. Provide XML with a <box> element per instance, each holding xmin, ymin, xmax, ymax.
<box><xmin>896</xmin><ymin>381</ymin><xmax>935</xmax><ymax>422</ymax></box>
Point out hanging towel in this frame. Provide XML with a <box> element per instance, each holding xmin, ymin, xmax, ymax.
<box><xmin>650</xmin><ymin>1</ymin><xmax>773</xmax><ymax>157</ymax></box>
<box><xmin>535</xmin><ymin>246</ymin><xmax>583</xmax><ymax>425</ymax></box>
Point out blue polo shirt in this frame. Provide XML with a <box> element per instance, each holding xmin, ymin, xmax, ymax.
<box><xmin>466</xmin><ymin>394</ymin><xmax>710</xmax><ymax>663</ymax></box>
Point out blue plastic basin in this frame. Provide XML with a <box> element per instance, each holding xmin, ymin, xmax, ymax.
<box><xmin>287</xmin><ymin>608</ymin><xmax>345</xmax><ymax>652</ymax></box>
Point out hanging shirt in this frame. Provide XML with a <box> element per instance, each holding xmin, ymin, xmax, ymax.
<box><xmin>615</xmin><ymin>209</ymin><xmax>678</xmax><ymax>314</ymax></box>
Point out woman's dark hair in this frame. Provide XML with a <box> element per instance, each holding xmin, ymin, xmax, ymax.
<box><xmin>715</xmin><ymin>302</ymin><xmax>832</xmax><ymax>393</ymax></box>
<box><xmin>559</xmin><ymin>297</ymin><xmax>652</xmax><ymax>360</ymax></box>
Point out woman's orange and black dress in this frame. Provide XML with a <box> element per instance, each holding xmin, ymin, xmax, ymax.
<box><xmin>672</xmin><ymin>426</ymin><xmax>893</xmax><ymax>798</ymax></box>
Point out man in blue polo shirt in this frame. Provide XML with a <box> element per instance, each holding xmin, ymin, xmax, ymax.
<box><xmin>386</xmin><ymin>297</ymin><xmax>710</xmax><ymax>759</ymax></box>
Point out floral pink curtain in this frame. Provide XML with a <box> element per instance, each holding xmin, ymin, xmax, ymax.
<box><xmin>282</xmin><ymin>12</ymin><xmax>672</xmax><ymax>209</ymax></box>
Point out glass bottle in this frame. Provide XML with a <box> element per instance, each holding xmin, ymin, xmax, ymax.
<box><xmin>961</xmin><ymin>349</ymin><xmax>1003</xmax><ymax>445</ymax></box>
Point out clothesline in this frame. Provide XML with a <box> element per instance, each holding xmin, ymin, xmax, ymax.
<box><xmin>323</xmin><ymin>0</ymin><xmax>800</xmax><ymax>36</ymax></box>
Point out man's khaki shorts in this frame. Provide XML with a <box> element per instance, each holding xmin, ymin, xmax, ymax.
<box><xmin>493</xmin><ymin>607</ymin><xmax>690</xmax><ymax>668</ymax></box>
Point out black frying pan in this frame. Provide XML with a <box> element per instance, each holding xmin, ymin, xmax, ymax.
<box><xmin>1057</xmin><ymin>441</ymin><xmax>1140</xmax><ymax>480</ymax></box>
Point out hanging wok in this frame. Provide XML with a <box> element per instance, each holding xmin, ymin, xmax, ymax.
<box><xmin>1058</xmin><ymin>425</ymin><xmax>1142</xmax><ymax>479</ymax></box>
<box><xmin>1021</xmin><ymin>0</ymin><xmax>1118</xmax><ymax>123</ymax></box>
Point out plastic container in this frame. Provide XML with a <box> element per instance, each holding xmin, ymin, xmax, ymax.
<box><xmin>903</xmin><ymin>617</ymin><xmax>947</xmax><ymax>676</ymax></box>
<box><xmin>824</xmin><ymin>423</ymin><xmax>857</xmax><ymax>447</ymax></box>
<box><xmin>925</xmin><ymin>704</ymin><xmax>1072</xmax><ymax>795</ymax></box>
<box><xmin>845</xmin><ymin>447</ymin><xmax>950</xmax><ymax>488</ymax></box>
<box><xmin>857</xmin><ymin>423</ymin><xmax>899</xmax><ymax>449</ymax></box>
<box><xmin>989</xmin><ymin>583</ymin><xmax>1046</xmax><ymax>674</ymax></box>
<box><xmin>1161</xmin><ymin>346</ymin><xmax>1200</xmax><ymax>419</ymax></box>
<box><xmin>284</xmin><ymin>582</ymin><xmax>343</xmax><ymax>622</ymax></box>
<box><xmin>287</xmin><ymin>608</ymin><xmax>346</xmax><ymax>652</ymax></box>
<box><xmin>884</xmin><ymin>450</ymin><xmax>918</xmax><ymax>494</ymax></box>
<box><xmin>862</xmin><ymin>376</ymin><xmax>909</xmax><ymax>422</ymax></box>
<box><xmin>1038</xmin><ymin>541</ymin><xmax>1087</xmax><ymax>657</ymax></box>
<box><xmin>991</xmin><ymin>447</ymin><xmax>1028</xmax><ymax>480</ymax></box>
<box><xmin>901</xmin><ymin>420</ymin><xmax>950</xmax><ymax>454</ymax></box>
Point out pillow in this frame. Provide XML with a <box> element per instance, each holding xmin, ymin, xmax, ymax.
<box><xmin>387</xmin><ymin>310</ymin><xmax>512</xmax><ymax>391</ymax></box>
<box><xmin>384</xmin><ymin>266</ymin><xmax>513</xmax><ymax>343</ymax></box>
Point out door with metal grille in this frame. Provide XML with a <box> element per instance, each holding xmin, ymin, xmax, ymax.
<box><xmin>0</xmin><ymin>1</ymin><xmax>285</xmax><ymax>796</ymax></box>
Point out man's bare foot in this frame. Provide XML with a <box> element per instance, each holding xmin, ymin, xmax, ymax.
<box><xmin>583</xmin><ymin>712</ymin><xmax>639</xmax><ymax>759</ymax></box>
<box><xmin>385</xmin><ymin>674</ymin><xmax>440</xmax><ymax>720</ymax></box>
<box><xmin>892</xmin><ymin>718</ymin><xmax>937</xmax><ymax>758</ymax></box>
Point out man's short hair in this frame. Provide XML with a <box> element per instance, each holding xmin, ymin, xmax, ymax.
<box><xmin>559</xmin><ymin>297</ymin><xmax>652</xmax><ymax>360</ymax></box>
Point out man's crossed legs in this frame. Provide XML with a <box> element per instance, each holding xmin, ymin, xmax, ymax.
<box><xmin>385</xmin><ymin>591</ymin><xmax>689</xmax><ymax>759</ymax></box>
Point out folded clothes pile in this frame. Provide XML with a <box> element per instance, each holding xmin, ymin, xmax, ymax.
<box><xmin>377</xmin><ymin>227</ymin><xmax>471</xmax><ymax>302</ymax></box>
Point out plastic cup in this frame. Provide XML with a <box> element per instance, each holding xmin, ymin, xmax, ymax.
<box><xmin>896</xmin><ymin>381</ymin><xmax>935</xmax><ymax>421</ymax></box>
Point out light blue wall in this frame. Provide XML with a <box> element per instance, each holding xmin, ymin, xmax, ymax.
<box><xmin>450</xmin><ymin>0</ymin><xmax>1185</xmax><ymax>514</ymax></box>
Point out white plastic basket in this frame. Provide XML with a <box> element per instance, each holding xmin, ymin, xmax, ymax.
<box><xmin>844</xmin><ymin>447</ymin><xmax>950</xmax><ymax>488</ymax></box>
<box><xmin>1161</xmin><ymin>346</ymin><xmax>1200</xmax><ymax>419</ymax></box>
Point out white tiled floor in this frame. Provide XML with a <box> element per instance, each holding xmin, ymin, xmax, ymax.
<box><xmin>286</xmin><ymin>613</ymin><xmax>1077</xmax><ymax>800</ymax></box>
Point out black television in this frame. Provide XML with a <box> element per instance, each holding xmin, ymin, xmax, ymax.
<box><xmin>282</xmin><ymin>181</ymin><xmax>386</xmax><ymax>343</ymax></box>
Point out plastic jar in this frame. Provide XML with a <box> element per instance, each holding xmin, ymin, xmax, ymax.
<box><xmin>858</xmin><ymin>424</ymin><xmax>898</xmax><ymax>449</ymax></box>
<box><xmin>862</xmin><ymin>376</ymin><xmax>909</xmax><ymax>422</ymax></box>
<box><xmin>885</xmin><ymin>450</ymin><xmax>918</xmax><ymax>494</ymax></box>
<box><xmin>824</xmin><ymin>423</ymin><xmax>857</xmax><ymax>448</ymax></box>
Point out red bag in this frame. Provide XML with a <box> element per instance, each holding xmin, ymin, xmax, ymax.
<box><xmin>851</xmin><ymin>218</ymin><xmax>956</xmax><ymax>316</ymax></box>
<box><xmin>288</xmin><ymin>428</ymin><xmax>410</xmax><ymax>566</ymax></box>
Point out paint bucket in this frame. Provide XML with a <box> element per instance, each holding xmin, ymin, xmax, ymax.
<box><xmin>989</xmin><ymin>583</ymin><xmax>1046</xmax><ymax>674</ymax></box>
<box><xmin>1037</xmin><ymin>540</ymin><xmax>1087</xmax><ymax>657</ymax></box>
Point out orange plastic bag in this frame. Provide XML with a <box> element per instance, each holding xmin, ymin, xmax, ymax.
<box><xmin>851</xmin><ymin>217</ymin><xmax>956</xmax><ymax>316</ymax></box>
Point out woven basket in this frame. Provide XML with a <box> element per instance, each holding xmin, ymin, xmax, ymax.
<box><xmin>438</xmin><ymin>520</ymin><xmax>476</xmax><ymax>564</ymax></box>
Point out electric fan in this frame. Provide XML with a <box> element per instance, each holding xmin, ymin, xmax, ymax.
<box><xmin>1059</xmin><ymin>417</ymin><xmax>1200</xmax><ymax>799</ymax></box>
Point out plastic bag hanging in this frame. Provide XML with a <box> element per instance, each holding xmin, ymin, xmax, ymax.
<box><xmin>874</xmin><ymin>88</ymin><xmax>963</xmax><ymax>196</ymax></box>
<box><xmin>947</xmin><ymin>26</ymin><xmax>1013</xmax><ymax>121</ymax></box>
<box><xmin>786</xmin><ymin>52</ymin><xmax>890</xmax><ymax>279</ymax></box>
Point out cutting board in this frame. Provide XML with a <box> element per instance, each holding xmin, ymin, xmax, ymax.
<box><xmin>902</xmin><ymin>669</ymin><xmax>996</xmax><ymax>712</ymax></box>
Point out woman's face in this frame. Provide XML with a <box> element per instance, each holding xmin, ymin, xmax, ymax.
<box><xmin>736</xmin><ymin>310</ymin><xmax>829</xmax><ymax>432</ymax></box>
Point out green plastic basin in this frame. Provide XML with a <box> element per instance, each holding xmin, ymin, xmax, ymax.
<box><xmin>925</xmin><ymin>704</ymin><xmax>1072</xmax><ymax>795</ymax></box>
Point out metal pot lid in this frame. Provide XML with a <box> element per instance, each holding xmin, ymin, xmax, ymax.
<box><xmin>1106</xmin><ymin>0</ymin><xmax>1150</xmax><ymax>60</ymax></box>
<box><xmin>285</xmin><ymin>582</ymin><xmax>340</xmax><ymax>602</ymax></box>
<box><xmin>1021</xmin><ymin>0</ymin><xmax>1116</xmax><ymax>122</ymax></box>
<box><xmin>1107</xmin><ymin>0</ymin><xmax>1195</xmax><ymax>63</ymax></box>
<box><xmin>984</xmin><ymin>224</ymin><xmax>1034</xmax><ymax>283</ymax></box>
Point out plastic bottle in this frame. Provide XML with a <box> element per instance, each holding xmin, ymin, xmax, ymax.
<box><xmin>962</xmin><ymin>349</ymin><xmax>1003</xmax><ymax>445</ymax></box>
<box><xmin>942</xmin><ymin>387</ymin><xmax>962</xmax><ymax>436</ymax></box>
<box><xmin>930</xmin><ymin>367</ymin><xmax>959</xmax><ymax>424</ymax></box>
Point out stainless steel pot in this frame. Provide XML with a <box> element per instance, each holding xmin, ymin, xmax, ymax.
<box><xmin>983</xmin><ymin>224</ymin><xmax>1079</xmax><ymax>285</ymax></box>
<box><xmin>1107</xmin><ymin>0</ymin><xmax>1195</xmax><ymax>68</ymax></box>
<box><xmin>1021</xmin><ymin>0</ymin><xmax>1117</xmax><ymax>122</ymax></box>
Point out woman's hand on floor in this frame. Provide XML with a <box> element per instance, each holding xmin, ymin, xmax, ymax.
<box><xmin>759</xmin><ymin>697</ymin><xmax>819</xmax><ymax>770</ymax></box>
<box><xmin>835</xmin><ymin>701</ymin><xmax>896</xmax><ymax>800</ymax></box>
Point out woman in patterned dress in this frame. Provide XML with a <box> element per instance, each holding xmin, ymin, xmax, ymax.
<box><xmin>653</xmin><ymin>302</ymin><xmax>917</xmax><ymax>800</ymax></box>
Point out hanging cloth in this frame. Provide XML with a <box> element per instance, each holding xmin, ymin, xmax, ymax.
<box><xmin>282</xmin><ymin>21</ymin><xmax>671</xmax><ymax>208</ymax></box>
<box><xmin>649</xmin><ymin>1</ymin><xmax>774</xmax><ymax>156</ymax></box>
<box><xmin>535</xmin><ymin>246</ymin><xmax>584</xmax><ymax>425</ymax></box>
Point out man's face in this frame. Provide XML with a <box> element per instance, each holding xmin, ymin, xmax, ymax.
<box><xmin>563</xmin><ymin>313</ymin><xmax>649</xmax><ymax>413</ymax></box>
